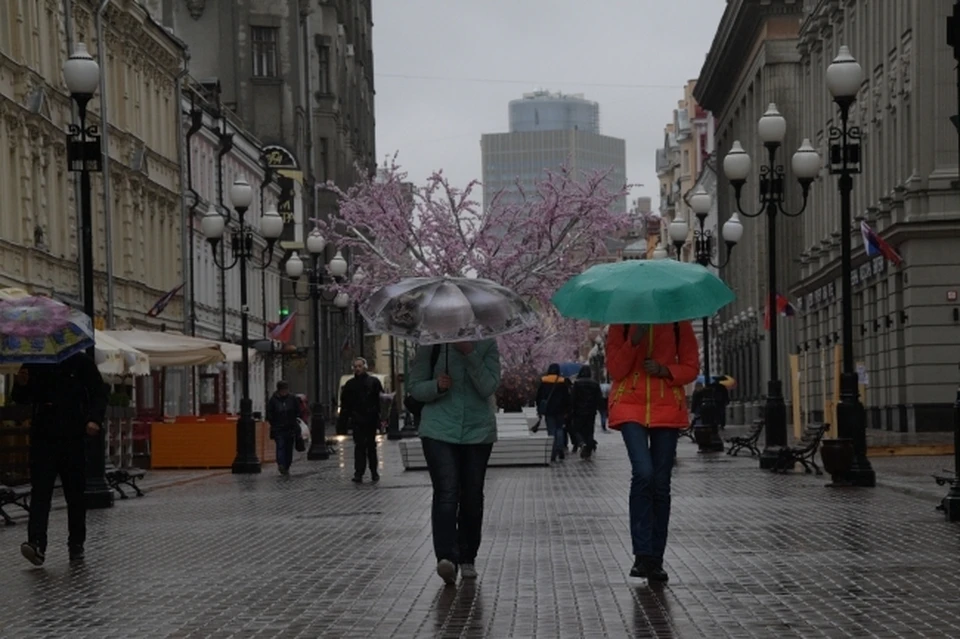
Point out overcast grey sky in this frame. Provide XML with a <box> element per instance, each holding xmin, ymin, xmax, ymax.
<box><xmin>371</xmin><ymin>0</ymin><xmax>727</xmax><ymax>207</ymax></box>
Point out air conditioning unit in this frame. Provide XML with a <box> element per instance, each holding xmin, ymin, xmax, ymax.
<box><xmin>346</xmin><ymin>44</ymin><xmax>355</xmax><ymax>57</ymax></box>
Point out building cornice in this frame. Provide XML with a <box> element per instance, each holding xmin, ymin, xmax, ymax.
<box><xmin>694</xmin><ymin>0</ymin><xmax>804</xmax><ymax>113</ymax></box>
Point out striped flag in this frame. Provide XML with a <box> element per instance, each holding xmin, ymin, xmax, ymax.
<box><xmin>146</xmin><ymin>283</ymin><xmax>185</xmax><ymax>318</ymax></box>
<box><xmin>270</xmin><ymin>311</ymin><xmax>297</xmax><ymax>343</ymax></box>
<box><xmin>860</xmin><ymin>221</ymin><xmax>903</xmax><ymax>266</ymax></box>
<box><xmin>764</xmin><ymin>293</ymin><xmax>796</xmax><ymax>331</ymax></box>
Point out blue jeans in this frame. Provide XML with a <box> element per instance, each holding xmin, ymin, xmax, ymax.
<box><xmin>421</xmin><ymin>438</ymin><xmax>494</xmax><ymax>564</ymax></box>
<box><xmin>620</xmin><ymin>423</ymin><xmax>679</xmax><ymax>558</ymax></box>
<box><xmin>275</xmin><ymin>433</ymin><xmax>294</xmax><ymax>470</ymax></box>
<box><xmin>545</xmin><ymin>415</ymin><xmax>565</xmax><ymax>458</ymax></box>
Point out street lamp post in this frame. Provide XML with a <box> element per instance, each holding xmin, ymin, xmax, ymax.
<box><xmin>64</xmin><ymin>43</ymin><xmax>113</xmax><ymax>509</ymax></box>
<box><xmin>285</xmin><ymin>234</ymin><xmax>349</xmax><ymax>460</ymax></box>
<box><xmin>202</xmin><ymin>179</ymin><xmax>283</xmax><ymax>474</ymax></box>
<box><xmin>669</xmin><ymin>186</ymin><xmax>744</xmax><ymax>453</ymax></box>
<box><xmin>826</xmin><ymin>46</ymin><xmax>876</xmax><ymax>487</ymax></box>
<box><xmin>722</xmin><ymin>103</ymin><xmax>822</xmax><ymax>470</ymax></box>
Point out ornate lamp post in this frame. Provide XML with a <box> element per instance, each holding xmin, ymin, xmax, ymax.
<box><xmin>826</xmin><ymin>46</ymin><xmax>876</xmax><ymax>487</ymax></box>
<box><xmin>202</xmin><ymin>178</ymin><xmax>283</xmax><ymax>474</ymax></box>
<box><xmin>285</xmin><ymin>236</ymin><xmax>348</xmax><ymax>460</ymax></box>
<box><xmin>64</xmin><ymin>43</ymin><xmax>114</xmax><ymax>509</ymax></box>
<box><xmin>668</xmin><ymin>187</ymin><xmax>744</xmax><ymax>452</ymax></box>
<box><xmin>722</xmin><ymin>103</ymin><xmax>822</xmax><ymax>469</ymax></box>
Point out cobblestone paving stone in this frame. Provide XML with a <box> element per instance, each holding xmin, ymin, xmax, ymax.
<box><xmin>3</xmin><ymin>431</ymin><xmax>960</xmax><ymax>638</ymax></box>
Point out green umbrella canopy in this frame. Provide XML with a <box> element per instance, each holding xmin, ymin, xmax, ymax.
<box><xmin>551</xmin><ymin>259</ymin><xmax>736</xmax><ymax>324</ymax></box>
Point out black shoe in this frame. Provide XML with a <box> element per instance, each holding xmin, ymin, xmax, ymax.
<box><xmin>351</xmin><ymin>474</ymin><xmax>363</xmax><ymax>483</ymax></box>
<box><xmin>371</xmin><ymin>472</ymin><xmax>380</xmax><ymax>483</ymax></box>
<box><xmin>647</xmin><ymin>557</ymin><xmax>669</xmax><ymax>583</ymax></box>
<box><xmin>68</xmin><ymin>545</ymin><xmax>85</xmax><ymax>562</ymax></box>
<box><xmin>581</xmin><ymin>445</ymin><xmax>593</xmax><ymax>459</ymax></box>
<box><xmin>629</xmin><ymin>555</ymin><xmax>648</xmax><ymax>578</ymax></box>
<box><xmin>21</xmin><ymin>542</ymin><xmax>45</xmax><ymax>566</ymax></box>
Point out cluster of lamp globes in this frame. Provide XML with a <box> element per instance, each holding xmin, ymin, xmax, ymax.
<box><xmin>657</xmin><ymin>45</ymin><xmax>864</xmax><ymax>263</ymax></box>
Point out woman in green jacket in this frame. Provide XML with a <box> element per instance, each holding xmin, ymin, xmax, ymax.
<box><xmin>407</xmin><ymin>339</ymin><xmax>501</xmax><ymax>586</ymax></box>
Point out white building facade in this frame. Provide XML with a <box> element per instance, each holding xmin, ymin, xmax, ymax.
<box><xmin>182</xmin><ymin>81</ymin><xmax>283</xmax><ymax>417</ymax></box>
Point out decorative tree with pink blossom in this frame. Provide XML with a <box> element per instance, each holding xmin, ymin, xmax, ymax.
<box><xmin>319</xmin><ymin>157</ymin><xmax>629</xmax><ymax>405</ymax></box>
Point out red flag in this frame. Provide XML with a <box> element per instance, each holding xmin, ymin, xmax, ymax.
<box><xmin>764</xmin><ymin>294</ymin><xmax>795</xmax><ymax>331</ymax></box>
<box><xmin>270</xmin><ymin>311</ymin><xmax>296</xmax><ymax>343</ymax></box>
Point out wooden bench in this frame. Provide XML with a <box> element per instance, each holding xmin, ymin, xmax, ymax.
<box><xmin>772</xmin><ymin>423</ymin><xmax>830</xmax><ymax>475</ymax></box>
<box><xmin>726</xmin><ymin>419</ymin><xmax>764</xmax><ymax>457</ymax></box>
<box><xmin>399</xmin><ymin>412</ymin><xmax>551</xmax><ymax>470</ymax></box>
<box><xmin>0</xmin><ymin>484</ymin><xmax>30</xmax><ymax>526</ymax></box>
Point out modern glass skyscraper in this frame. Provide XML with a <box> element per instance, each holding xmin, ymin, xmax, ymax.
<box><xmin>481</xmin><ymin>91</ymin><xmax>626</xmax><ymax>212</ymax></box>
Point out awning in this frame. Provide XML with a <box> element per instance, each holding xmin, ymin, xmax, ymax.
<box><xmin>95</xmin><ymin>330</ymin><xmax>150</xmax><ymax>376</ymax></box>
<box><xmin>103</xmin><ymin>329</ymin><xmax>226</xmax><ymax>367</ymax></box>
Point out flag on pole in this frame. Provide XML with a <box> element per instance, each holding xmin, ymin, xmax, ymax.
<box><xmin>860</xmin><ymin>221</ymin><xmax>903</xmax><ymax>266</ymax></box>
<box><xmin>764</xmin><ymin>293</ymin><xmax>796</xmax><ymax>331</ymax></box>
<box><xmin>146</xmin><ymin>283</ymin><xmax>185</xmax><ymax>318</ymax></box>
<box><xmin>270</xmin><ymin>311</ymin><xmax>297</xmax><ymax>342</ymax></box>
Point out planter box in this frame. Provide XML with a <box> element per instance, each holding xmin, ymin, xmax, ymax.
<box><xmin>151</xmin><ymin>418</ymin><xmax>275</xmax><ymax>469</ymax></box>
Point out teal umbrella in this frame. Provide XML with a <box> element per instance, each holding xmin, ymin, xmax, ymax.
<box><xmin>551</xmin><ymin>259</ymin><xmax>735</xmax><ymax>324</ymax></box>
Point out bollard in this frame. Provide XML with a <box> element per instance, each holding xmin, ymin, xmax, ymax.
<box><xmin>942</xmin><ymin>368</ymin><xmax>960</xmax><ymax>521</ymax></box>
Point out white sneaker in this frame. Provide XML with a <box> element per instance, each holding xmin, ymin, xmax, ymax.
<box><xmin>437</xmin><ymin>559</ymin><xmax>458</xmax><ymax>585</ymax></box>
<box><xmin>460</xmin><ymin>563</ymin><xmax>478</xmax><ymax>579</ymax></box>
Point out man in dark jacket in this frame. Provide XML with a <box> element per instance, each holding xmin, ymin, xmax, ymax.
<box><xmin>267</xmin><ymin>380</ymin><xmax>301</xmax><ymax>475</ymax></box>
<box><xmin>338</xmin><ymin>358</ymin><xmax>384</xmax><ymax>483</ymax></box>
<box><xmin>11</xmin><ymin>352</ymin><xmax>107</xmax><ymax>566</ymax></box>
<box><xmin>570</xmin><ymin>365</ymin><xmax>603</xmax><ymax>459</ymax></box>
<box><xmin>536</xmin><ymin>363</ymin><xmax>571</xmax><ymax>462</ymax></box>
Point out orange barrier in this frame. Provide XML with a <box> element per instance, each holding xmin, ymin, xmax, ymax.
<box><xmin>150</xmin><ymin>418</ymin><xmax>276</xmax><ymax>469</ymax></box>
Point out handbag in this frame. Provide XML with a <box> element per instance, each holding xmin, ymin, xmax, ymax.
<box><xmin>532</xmin><ymin>382</ymin><xmax>560</xmax><ymax>432</ymax></box>
<box><xmin>403</xmin><ymin>345</ymin><xmax>442</xmax><ymax>418</ymax></box>
<box><xmin>295</xmin><ymin>417</ymin><xmax>310</xmax><ymax>452</ymax></box>
<box><xmin>294</xmin><ymin>434</ymin><xmax>306</xmax><ymax>452</ymax></box>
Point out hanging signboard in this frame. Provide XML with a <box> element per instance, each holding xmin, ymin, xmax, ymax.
<box><xmin>262</xmin><ymin>145</ymin><xmax>303</xmax><ymax>248</ymax></box>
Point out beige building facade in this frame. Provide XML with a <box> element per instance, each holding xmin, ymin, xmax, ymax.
<box><xmin>695</xmin><ymin>0</ymin><xmax>808</xmax><ymax>425</ymax></box>
<box><xmin>792</xmin><ymin>0</ymin><xmax>959</xmax><ymax>432</ymax></box>
<box><xmin>0</xmin><ymin>0</ymin><xmax>186</xmax><ymax>331</ymax></box>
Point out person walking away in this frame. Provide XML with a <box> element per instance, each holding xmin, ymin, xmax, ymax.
<box><xmin>599</xmin><ymin>380</ymin><xmax>611</xmax><ymax>432</ymax></box>
<box><xmin>709</xmin><ymin>379</ymin><xmax>730</xmax><ymax>430</ymax></box>
<box><xmin>338</xmin><ymin>358</ymin><xmax>384</xmax><ymax>483</ymax></box>
<box><xmin>267</xmin><ymin>381</ymin><xmax>301</xmax><ymax>475</ymax></box>
<box><xmin>407</xmin><ymin>340</ymin><xmax>500</xmax><ymax>585</ymax></box>
<box><xmin>571</xmin><ymin>365</ymin><xmax>603</xmax><ymax>459</ymax></box>
<box><xmin>12</xmin><ymin>352</ymin><xmax>107</xmax><ymax>566</ymax></box>
<box><xmin>606</xmin><ymin>322</ymin><xmax>699</xmax><ymax>583</ymax></box>
<box><xmin>536</xmin><ymin>363</ymin><xmax>570</xmax><ymax>462</ymax></box>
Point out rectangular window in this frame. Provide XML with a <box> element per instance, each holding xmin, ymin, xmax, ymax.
<box><xmin>252</xmin><ymin>26</ymin><xmax>279</xmax><ymax>77</ymax></box>
<box><xmin>318</xmin><ymin>45</ymin><xmax>331</xmax><ymax>93</ymax></box>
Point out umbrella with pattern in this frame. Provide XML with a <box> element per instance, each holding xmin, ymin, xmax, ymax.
<box><xmin>0</xmin><ymin>296</ymin><xmax>94</xmax><ymax>364</ymax></box>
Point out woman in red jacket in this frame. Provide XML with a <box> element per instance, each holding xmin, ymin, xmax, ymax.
<box><xmin>606</xmin><ymin>321</ymin><xmax>699</xmax><ymax>583</ymax></box>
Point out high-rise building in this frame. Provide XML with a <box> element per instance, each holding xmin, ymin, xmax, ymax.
<box><xmin>481</xmin><ymin>91</ymin><xmax>627</xmax><ymax>212</ymax></box>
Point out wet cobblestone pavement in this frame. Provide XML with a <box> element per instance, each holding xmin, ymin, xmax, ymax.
<box><xmin>3</xmin><ymin>431</ymin><xmax>960</xmax><ymax>638</ymax></box>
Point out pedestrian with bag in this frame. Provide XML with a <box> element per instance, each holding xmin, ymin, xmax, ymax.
<box><xmin>407</xmin><ymin>340</ymin><xmax>501</xmax><ymax>585</ymax></box>
<box><xmin>606</xmin><ymin>322</ymin><xmax>699</xmax><ymax>583</ymax></box>
<box><xmin>12</xmin><ymin>352</ymin><xmax>108</xmax><ymax>566</ymax></box>
<box><xmin>536</xmin><ymin>363</ymin><xmax>570</xmax><ymax>462</ymax></box>
<box><xmin>338</xmin><ymin>357</ymin><xmax>384</xmax><ymax>483</ymax></box>
<box><xmin>267</xmin><ymin>380</ymin><xmax>302</xmax><ymax>475</ymax></box>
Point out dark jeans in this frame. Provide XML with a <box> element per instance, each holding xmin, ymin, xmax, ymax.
<box><xmin>574</xmin><ymin>416</ymin><xmax>596</xmax><ymax>449</ymax></box>
<box><xmin>545</xmin><ymin>415</ymin><xmax>565</xmax><ymax>458</ymax></box>
<box><xmin>353</xmin><ymin>422</ymin><xmax>379</xmax><ymax>477</ymax></box>
<box><xmin>275</xmin><ymin>433</ymin><xmax>295</xmax><ymax>470</ymax></box>
<box><xmin>599</xmin><ymin>406</ymin><xmax>608</xmax><ymax>430</ymax></box>
<box><xmin>29</xmin><ymin>437</ymin><xmax>86</xmax><ymax>552</ymax></box>
<box><xmin>620</xmin><ymin>423</ymin><xmax>679</xmax><ymax>559</ymax></box>
<box><xmin>421</xmin><ymin>437</ymin><xmax>493</xmax><ymax>565</ymax></box>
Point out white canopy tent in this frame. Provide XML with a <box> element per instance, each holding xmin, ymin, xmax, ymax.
<box><xmin>102</xmin><ymin>330</ymin><xmax>229</xmax><ymax>368</ymax></box>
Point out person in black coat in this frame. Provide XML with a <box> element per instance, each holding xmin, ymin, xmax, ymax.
<box><xmin>267</xmin><ymin>380</ymin><xmax>302</xmax><ymax>475</ymax></box>
<box><xmin>338</xmin><ymin>358</ymin><xmax>385</xmax><ymax>483</ymax></box>
<box><xmin>11</xmin><ymin>352</ymin><xmax>107</xmax><ymax>566</ymax></box>
<box><xmin>570</xmin><ymin>365</ymin><xmax>603</xmax><ymax>459</ymax></box>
